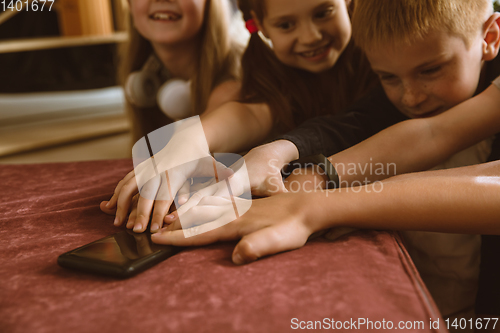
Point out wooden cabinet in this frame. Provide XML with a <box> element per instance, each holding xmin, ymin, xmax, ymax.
<box><xmin>0</xmin><ymin>0</ymin><xmax>132</xmax><ymax>162</ymax></box>
<box><xmin>0</xmin><ymin>0</ymin><xmax>128</xmax><ymax>54</ymax></box>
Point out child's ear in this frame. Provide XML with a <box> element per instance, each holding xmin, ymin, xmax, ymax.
<box><xmin>482</xmin><ymin>12</ymin><xmax>500</xmax><ymax>61</ymax></box>
<box><xmin>251</xmin><ymin>11</ymin><xmax>268</xmax><ymax>38</ymax></box>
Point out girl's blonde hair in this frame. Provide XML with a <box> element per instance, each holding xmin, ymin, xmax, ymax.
<box><xmin>238</xmin><ymin>0</ymin><xmax>375</xmax><ymax>130</ymax></box>
<box><xmin>121</xmin><ymin>0</ymin><xmax>243</xmax><ymax>143</ymax></box>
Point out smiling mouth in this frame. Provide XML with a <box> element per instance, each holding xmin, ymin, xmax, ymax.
<box><xmin>149</xmin><ymin>12</ymin><xmax>181</xmax><ymax>21</ymax></box>
<box><xmin>299</xmin><ymin>43</ymin><xmax>332</xmax><ymax>58</ymax></box>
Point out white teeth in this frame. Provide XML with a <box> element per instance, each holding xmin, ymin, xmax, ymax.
<box><xmin>152</xmin><ymin>12</ymin><xmax>180</xmax><ymax>21</ymax></box>
<box><xmin>301</xmin><ymin>45</ymin><xmax>328</xmax><ymax>58</ymax></box>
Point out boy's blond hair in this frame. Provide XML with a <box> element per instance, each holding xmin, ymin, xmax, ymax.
<box><xmin>352</xmin><ymin>0</ymin><xmax>493</xmax><ymax>50</ymax></box>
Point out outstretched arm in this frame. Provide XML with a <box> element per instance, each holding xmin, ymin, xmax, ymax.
<box><xmin>228</xmin><ymin>81</ymin><xmax>500</xmax><ymax>196</ymax></box>
<box><xmin>311</xmin><ymin>161</ymin><xmax>500</xmax><ymax>235</ymax></box>
<box><xmin>153</xmin><ymin>160</ymin><xmax>500</xmax><ymax>264</ymax></box>
<box><xmin>328</xmin><ymin>82</ymin><xmax>500</xmax><ymax>185</ymax></box>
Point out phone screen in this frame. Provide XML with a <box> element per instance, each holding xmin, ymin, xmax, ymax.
<box><xmin>58</xmin><ymin>230</ymin><xmax>180</xmax><ymax>278</ymax></box>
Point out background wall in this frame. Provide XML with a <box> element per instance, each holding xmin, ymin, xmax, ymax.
<box><xmin>0</xmin><ymin>0</ymin><xmax>131</xmax><ymax>164</ymax></box>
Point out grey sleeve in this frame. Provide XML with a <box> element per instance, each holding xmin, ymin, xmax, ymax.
<box><xmin>279</xmin><ymin>85</ymin><xmax>408</xmax><ymax>157</ymax></box>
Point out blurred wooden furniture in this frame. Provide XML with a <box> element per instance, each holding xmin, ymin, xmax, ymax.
<box><xmin>0</xmin><ymin>131</ymin><xmax>130</xmax><ymax>164</ymax></box>
<box><xmin>57</xmin><ymin>0</ymin><xmax>114</xmax><ymax>36</ymax></box>
<box><xmin>0</xmin><ymin>0</ymin><xmax>131</xmax><ymax>162</ymax></box>
<box><xmin>0</xmin><ymin>0</ymin><xmax>129</xmax><ymax>53</ymax></box>
<box><xmin>0</xmin><ymin>87</ymin><xmax>131</xmax><ymax>162</ymax></box>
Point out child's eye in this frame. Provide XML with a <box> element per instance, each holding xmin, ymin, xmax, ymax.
<box><xmin>276</xmin><ymin>21</ymin><xmax>293</xmax><ymax>31</ymax></box>
<box><xmin>421</xmin><ymin>66</ymin><xmax>442</xmax><ymax>75</ymax></box>
<box><xmin>379</xmin><ymin>74</ymin><xmax>397</xmax><ymax>82</ymax></box>
<box><xmin>315</xmin><ymin>8</ymin><xmax>334</xmax><ymax>19</ymax></box>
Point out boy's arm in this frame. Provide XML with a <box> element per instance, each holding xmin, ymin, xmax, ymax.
<box><xmin>328</xmin><ymin>82</ymin><xmax>500</xmax><ymax>185</ymax></box>
<box><xmin>240</xmin><ymin>85</ymin><xmax>405</xmax><ymax>195</ymax></box>
<box><xmin>309</xmin><ymin>160</ymin><xmax>500</xmax><ymax>235</ymax></box>
<box><xmin>278</xmin><ymin>79</ymin><xmax>500</xmax><ymax>190</ymax></box>
<box><xmin>152</xmin><ymin>160</ymin><xmax>500</xmax><ymax>264</ymax></box>
<box><xmin>279</xmin><ymin>85</ymin><xmax>406</xmax><ymax>157</ymax></box>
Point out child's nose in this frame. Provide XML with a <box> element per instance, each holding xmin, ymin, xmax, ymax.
<box><xmin>401</xmin><ymin>85</ymin><xmax>427</xmax><ymax>108</ymax></box>
<box><xmin>299</xmin><ymin>22</ymin><xmax>322</xmax><ymax>45</ymax></box>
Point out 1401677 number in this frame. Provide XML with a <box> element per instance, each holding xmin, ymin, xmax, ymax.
<box><xmin>1</xmin><ymin>0</ymin><xmax>54</xmax><ymax>12</ymax></box>
<box><xmin>445</xmin><ymin>317</ymin><xmax>498</xmax><ymax>331</ymax></box>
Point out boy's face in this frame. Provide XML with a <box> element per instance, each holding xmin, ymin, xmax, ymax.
<box><xmin>366</xmin><ymin>29</ymin><xmax>485</xmax><ymax>119</ymax></box>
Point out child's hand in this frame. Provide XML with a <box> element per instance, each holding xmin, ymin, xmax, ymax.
<box><xmin>100</xmin><ymin>169</ymin><xmax>137</xmax><ymax>218</ymax></box>
<box><xmin>165</xmin><ymin>163</ymin><xmax>250</xmax><ymax>223</ymax></box>
<box><xmin>152</xmin><ymin>192</ymin><xmax>314</xmax><ymax>265</ymax></box>
<box><xmin>283</xmin><ymin>166</ymin><xmax>328</xmax><ymax>192</ymax></box>
<box><xmin>101</xmin><ymin>156</ymin><xmax>233</xmax><ymax>234</ymax></box>
<box><xmin>243</xmin><ymin>140</ymin><xmax>300</xmax><ymax>197</ymax></box>
<box><xmin>100</xmin><ymin>117</ymin><xmax>228</xmax><ymax>232</ymax></box>
<box><xmin>164</xmin><ymin>140</ymin><xmax>300</xmax><ymax>222</ymax></box>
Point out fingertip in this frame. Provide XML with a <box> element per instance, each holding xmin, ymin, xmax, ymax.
<box><xmin>232</xmin><ymin>252</ymin><xmax>245</xmax><ymax>265</ymax></box>
<box><xmin>150</xmin><ymin>223</ymin><xmax>159</xmax><ymax>233</ymax></box>
<box><xmin>235</xmin><ymin>239</ymin><xmax>259</xmax><ymax>264</ymax></box>
<box><xmin>133</xmin><ymin>223</ymin><xmax>143</xmax><ymax>233</ymax></box>
<box><xmin>113</xmin><ymin>217</ymin><xmax>120</xmax><ymax>226</ymax></box>
<box><xmin>178</xmin><ymin>196</ymin><xmax>187</xmax><ymax>205</ymax></box>
<box><xmin>151</xmin><ymin>228</ymin><xmax>165</xmax><ymax>237</ymax></box>
<box><xmin>164</xmin><ymin>213</ymin><xmax>177</xmax><ymax>223</ymax></box>
<box><xmin>150</xmin><ymin>229</ymin><xmax>170</xmax><ymax>244</ymax></box>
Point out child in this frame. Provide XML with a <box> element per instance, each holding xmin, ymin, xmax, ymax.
<box><xmin>102</xmin><ymin>0</ymin><xmax>376</xmax><ymax>234</ymax></box>
<box><xmin>122</xmin><ymin>0</ymin><xmax>243</xmax><ymax>143</ymax></box>
<box><xmin>235</xmin><ymin>0</ymin><xmax>374</xmax><ymax>130</ymax></box>
<box><xmin>157</xmin><ymin>0</ymin><xmax>500</xmax><ymax>321</ymax></box>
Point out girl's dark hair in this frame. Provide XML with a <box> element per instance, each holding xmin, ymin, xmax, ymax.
<box><xmin>238</xmin><ymin>0</ymin><xmax>375</xmax><ymax>130</ymax></box>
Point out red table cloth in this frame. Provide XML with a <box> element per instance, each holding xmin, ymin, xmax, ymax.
<box><xmin>0</xmin><ymin>159</ymin><xmax>446</xmax><ymax>333</ymax></box>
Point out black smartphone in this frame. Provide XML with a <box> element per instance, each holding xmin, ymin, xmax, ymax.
<box><xmin>58</xmin><ymin>230</ymin><xmax>180</xmax><ymax>278</ymax></box>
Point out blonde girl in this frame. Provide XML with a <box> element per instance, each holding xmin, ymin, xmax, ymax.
<box><xmin>123</xmin><ymin>0</ymin><xmax>243</xmax><ymax>143</ymax></box>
